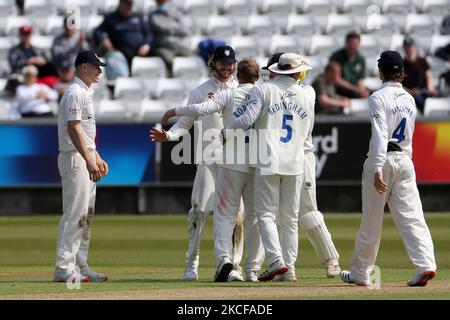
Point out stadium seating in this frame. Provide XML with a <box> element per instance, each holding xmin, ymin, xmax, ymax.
<box><xmin>341</xmin><ymin>0</ymin><xmax>374</xmax><ymax>13</ymax></box>
<box><xmin>44</xmin><ymin>15</ymin><xmax>65</xmax><ymax>36</ymax></box>
<box><xmin>24</xmin><ymin>0</ymin><xmax>56</xmax><ymax>16</ymax></box>
<box><xmin>419</xmin><ymin>0</ymin><xmax>450</xmax><ymax>13</ymax></box>
<box><xmin>138</xmin><ymin>99</ymin><xmax>170</xmax><ymax>122</ymax></box>
<box><xmin>183</xmin><ymin>0</ymin><xmax>218</xmax><ymax>16</ymax></box>
<box><xmin>285</xmin><ymin>15</ymin><xmax>319</xmax><ymax>35</ymax></box>
<box><xmin>325</xmin><ymin>14</ymin><xmax>359</xmax><ymax>35</ymax></box>
<box><xmin>230</xmin><ymin>35</ymin><xmax>262</xmax><ymax>59</ymax></box>
<box><xmin>154</xmin><ymin>78</ymin><xmax>188</xmax><ymax>101</ymax></box>
<box><xmin>300</xmin><ymin>0</ymin><xmax>337</xmax><ymax>14</ymax></box>
<box><xmin>114</xmin><ymin>77</ymin><xmax>147</xmax><ymax>101</ymax></box>
<box><xmin>131</xmin><ymin>56</ymin><xmax>167</xmax><ymax>79</ymax></box>
<box><xmin>172</xmin><ymin>56</ymin><xmax>208</xmax><ymax>79</ymax></box>
<box><xmin>261</xmin><ymin>0</ymin><xmax>295</xmax><ymax>15</ymax></box>
<box><xmin>269</xmin><ymin>35</ymin><xmax>302</xmax><ymax>56</ymax></box>
<box><xmin>0</xmin><ymin>0</ymin><xmax>17</xmax><ymax>18</ymax></box>
<box><xmin>381</xmin><ymin>0</ymin><xmax>414</xmax><ymax>14</ymax></box>
<box><xmin>405</xmin><ymin>13</ymin><xmax>438</xmax><ymax>35</ymax></box>
<box><xmin>5</xmin><ymin>16</ymin><xmax>36</xmax><ymax>36</ymax></box>
<box><xmin>222</xmin><ymin>0</ymin><xmax>254</xmax><ymax>16</ymax></box>
<box><xmin>0</xmin><ymin>0</ymin><xmax>448</xmax><ymax>121</ymax></box>
<box><xmin>206</xmin><ymin>15</ymin><xmax>239</xmax><ymax>38</ymax></box>
<box><xmin>430</xmin><ymin>34</ymin><xmax>450</xmax><ymax>55</ymax></box>
<box><xmin>423</xmin><ymin>97</ymin><xmax>450</xmax><ymax>117</ymax></box>
<box><xmin>309</xmin><ymin>34</ymin><xmax>339</xmax><ymax>55</ymax></box>
<box><xmin>0</xmin><ymin>37</ymin><xmax>12</xmax><ymax>61</ymax></box>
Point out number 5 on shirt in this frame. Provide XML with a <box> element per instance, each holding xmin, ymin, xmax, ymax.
<box><xmin>280</xmin><ymin>114</ymin><xmax>293</xmax><ymax>143</ymax></box>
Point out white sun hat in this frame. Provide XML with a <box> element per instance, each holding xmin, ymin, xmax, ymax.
<box><xmin>268</xmin><ymin>53</ymin><xmax>312</xmax><ymax>75</ymax></box>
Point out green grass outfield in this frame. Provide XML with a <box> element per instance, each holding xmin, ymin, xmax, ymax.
<box><xmin>0</xmin><ymin>213</ymin><xmax>449</xmax><ymax>300</ymax></box>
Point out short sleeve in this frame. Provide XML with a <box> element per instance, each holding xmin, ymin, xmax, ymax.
<box><xmin>64</xmin><ymin>89</ymin><xmax>83</xmax><ymax>122</ymax></box>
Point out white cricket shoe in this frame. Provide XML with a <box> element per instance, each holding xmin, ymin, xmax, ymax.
<box><xmin>214</xmin><ymin>258</ymin><xmax>233</xmax><ymax>282</ymax></box>
<box><xmin>80</xmin><ymin>266</ymin><xmax>108</xmax><ymax>282</ymax></box>
<box><xmin>53</xmin><ymin>269</ymin><xmax>89</xmax><ymax>283</ymax></box>
<box><xmin>228</xmin><ymin>269</ymin><xmax>244</xmax><ymax>282</ymax></box>
<box><xmin>184</xmin><ymin>265</ymin><xmax>199</xmax><ymax>281</ymax></box>
<box><xmin>340</xmin><ymin>270</ymin><xmax>369</xmax><ymax>287</ymax></box>
<box><xmin>326</xmin><ymin>259</ymin><xmax>341</xmax><ymax>278</ymax></box>
<box><xmin>245</xmin><ymin>271</ymin><xmax>259</xmax><ymax>282</ymax></box>
<box><xmin>407</xmin><ymin>270</ymin><xmax>436</xmax><ymax>287</ymax></box>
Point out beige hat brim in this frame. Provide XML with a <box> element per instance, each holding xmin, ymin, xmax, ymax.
<box><xmin>268</xmin><ymin>62</ymin><xmax>312</xmax><ymax>74</ymax></box>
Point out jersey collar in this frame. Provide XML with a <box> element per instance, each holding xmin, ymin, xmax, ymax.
<box><xmin>74</xmin><ymin>76</ymin><xmax>95</xmax><ymax>95</ymax></box>
<box><xmin>212</xmin><ymin>75</ymin><xmax>236</xmax><ymax>89</ymax></box>
<box><xmin>381</xmin><ymin>81</ymin><xmax>403</xmax><ymax>89</ymax></box>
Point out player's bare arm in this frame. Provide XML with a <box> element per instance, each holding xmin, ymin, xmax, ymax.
<box><xmin>68</xmin><ymin>120</ymin><xmax>101</xmax><ymax>182</ymax></box>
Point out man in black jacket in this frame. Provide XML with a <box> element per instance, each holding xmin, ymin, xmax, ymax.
<box><xmin>94</xmin><ymin>0</ymin><xmax>153</xmax><ymax>68</ymax></box>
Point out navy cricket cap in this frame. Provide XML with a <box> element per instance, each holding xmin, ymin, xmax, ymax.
<box><xmin>377</xmin><ymin>50</ymin><xmax>403</xmax><ymax>75</ymax></box>
<box><xmin>75</xmin><ymin>50</ymin><xmax>107</xmax><ymax>67</ymax></box>
<box><xmin>213</xmin><ymin>45</ymin><xmax>237</xmax><ymax>63</ymax></box>
<box><xmin>263</xmin><ymin>52</ymin><xmax>284</xmax><ymax>70</ymax></box>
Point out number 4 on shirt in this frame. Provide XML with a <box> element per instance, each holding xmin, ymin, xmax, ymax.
<box><xmin>392</xmin><ymin>117</ymin><xmax>406</xmax><ymax>143</ymax></box>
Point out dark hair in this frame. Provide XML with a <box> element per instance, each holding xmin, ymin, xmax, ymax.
<box><xmin>345</xmin><ymin>31</ymin><xmax>361</xmax><ymax>42</ymax></box>
<box><xmin>237</xmin><ymin>58</ymin><xmax>259</xmax><ymax>83</ymax></box>
<box><xmin>379</xmin><ymin>66</ymin><xmax>406</xmax><ymax>82</ymax></box>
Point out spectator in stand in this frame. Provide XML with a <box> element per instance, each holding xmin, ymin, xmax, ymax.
<box><xmin>51</xmin><ymin>16</ymin><xmax>89</xmax><ymax>69</ymax></box>
<box><xmin>94</xmin><ymin>0</ymin><xmax>152</xmax><ymax>70</ymax></box>
<box><xmin>15</xmin><ymin>65</ymin><xmax>58</xmax><ymax>118</ymax></box>
<box><xmin>402</xmin><ymin>36</ymin><xmax>436</xmax><ymax>114</ymax></box>
<box><xmin>8</xmin><ymin>25</ymin><xmax>57</xmax><ymax>78</ymax></box>
<box><xmin>312</xmin><ymin>61</ymin><xmax>352</xmax><ymax>114</ymax></box>
<box><xmin>52</xmin><ymin>60</ymin><xmax>76</xmax><ymax>99</ymax></box>
<box><xmin>330</xmin><ymin>32</ymin><xmax>369</xmax><ymax>99</ymax></box>
<box><xmin>148</xmin><ymin>0</ymin><xmax>193</xmax><ymax>73</ymax></box>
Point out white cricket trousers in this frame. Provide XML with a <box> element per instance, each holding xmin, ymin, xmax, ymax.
<box><xmin>185</xmin><ymin>163</ymin><xmax>244</xmax><ymax>268</ymax></box>
<box><xmin>254</xmin><ymin>170</ymin><xmax>302</xmax><ymax>271</ymax></box>
<box><xmin>56</xmin><ymin>150</ymin><xmax>96</xmax><ymax>273</ymax></box>
<box><xmin>214</xmin><ymin>167</ymin><xmax>264</xmax><ymax>274</ymax></box>
<box><xmin>350</xmin><ymin>152</ymin><xmax>436</xmax><ymax>280</ymax></box>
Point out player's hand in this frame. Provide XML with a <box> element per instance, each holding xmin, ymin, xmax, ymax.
<box><xmin>150</xmin><ymin>127</ymin><xmax>169</xmax><ymax>142</ymax></box>
<box><xmin>97</xmin><ymin>158</ymin><xmax>109</xmax><ymax>177</ymax></box>
<box><xmin>161</xmin><ymin>109</ymin><xmax>176</xmax><ymax>125</ymax></box>
<box><xmin>86</xmin><ymin>158</ymin><xmax>101</xmax><ymax>182</ymax></box>
<box><xmin>374</xmin><ymin>172</ymin><xmax>388</xmax><ymax>194</ymax></box>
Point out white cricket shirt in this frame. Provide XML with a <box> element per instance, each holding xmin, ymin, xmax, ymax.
<box><xmin>227</xmin><ymin>75</ymin><xmax>315</xmax><ymax>176</ymax></box>
<box><xmin>175</xmin><ymin>83</ymin><xmax>255</xmax><ymax>173</ymax></box>
<box><xmin>167</xmin><ymin>76</ymin><xmax>238</xmax><ymax>164</ymax></box>
<box><xmin>58</xmin><ymin>77</ymin><xmax>96</xmax><ymax>152</ymax></box>
<box><xmin>367</xmin><ymin>81</ymin><xmax>417</xmax><ymax>172</ymax></box>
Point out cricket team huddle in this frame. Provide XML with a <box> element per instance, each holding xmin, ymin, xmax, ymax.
<box><xmin>55</xmin><ymin>43</ymin><xmax>437</xmax><ymax>288</ymax></box>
